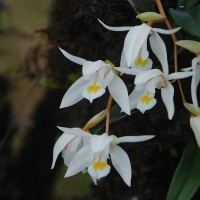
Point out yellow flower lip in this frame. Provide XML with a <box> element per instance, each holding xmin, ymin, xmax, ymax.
<box><xmin>92</xmin><ymin>154</ymin><xmax>107</xmax><ymax>171</ymax></box>
<box><xmin>87</xmin><ymin>85</ymin><xmax>101</xmax><ymax>94</ymax></box>
<box><xmin>140</xmin><ymin>92</ymin><xmax>154</xmax><ymax>105</ymax></box>
<box><xmin>134</xmin><ymin>57</ymin><xmax>149</xmax><ymax>67</ymax></box>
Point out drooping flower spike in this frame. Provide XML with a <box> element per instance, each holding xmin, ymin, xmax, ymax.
<box><xmin>129</xmin><ymin>69</ymin><xmax>193</xmax><ymax>119</ymax></box>
<box><xmin>59</xmin><ymin>48</ymin><xmax>130</xmax><ymax>115</ymax></box>
<box><xmin>98</xmin><ymin>19</ymin><xmax>181</xmax><ymax>75</ymax></box>
<box><xmin>182</xmin><ymin>56</ymin><xmax>200</xmax><ymax>109</ymax></box>
<box><xmin>58</xmin><ymin>129</ymin><xmax>155</xmax><ymax>186</ymax></box>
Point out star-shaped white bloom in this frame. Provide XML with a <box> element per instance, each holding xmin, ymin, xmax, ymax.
<box><xmin>129</xmin><ymin>69</ymin><xmax>192</xmax><ymax>119</ymax></box>
<box><xmin>182</xmin><ymin>56</ymin><xmax>200</xmax><ymax>109</ymax></box>
<box><xmin>63</xmin><ymin>131</ymin><xmax>155</xmax><ymax>186</ymax></box>
<box><xmin>98</xmin><ymin>19</ymin><xmax>181</xmax><ymax>75</ymax></box>
<box><xmin>59</xmin><ymin>47</ymin><xmax>130</xmax><ymax>114</ymax></box>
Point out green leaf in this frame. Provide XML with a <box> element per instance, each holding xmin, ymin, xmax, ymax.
<box><xmin>178</xmin><ymin>0</ymin><xmax>199</xmax><ymax>10</ymax></box>
<box><xmin>132</xmin><ymin>0</ymin><xmax>154</xmax><ymax>12</ymax></box>
<box><xmin>167</xmin><ymin>144</ymin><xmax>200</xmax><ymax>200</ymax></box>
<box><xmin>170</xmin><ymin>5</ymin><xmax>200</xmax><ymax>38</ymax></box>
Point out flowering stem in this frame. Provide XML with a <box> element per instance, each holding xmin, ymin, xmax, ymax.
<box><xmin>105</xmin><ymin>95</ymin><xmax>113</xmax><ymax>134</ymax></box>
<box><xmin>82</xmin><ymin>111</ymin><xmax>106</xmax><ymax>131</ymax></box>
<box><xmin>155</xmin><ymin>0</ymin><xmax>186</xmax><ymax>104</ymax></box>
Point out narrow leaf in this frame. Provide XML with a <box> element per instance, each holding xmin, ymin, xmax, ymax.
<box><xmin>167</xmin><ymin>144</ymin><xmax>200</xmax><ymax>200</ymax></box>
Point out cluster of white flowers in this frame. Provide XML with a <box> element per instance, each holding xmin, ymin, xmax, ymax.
<box><xmin>51</xmin><ymin>13</ymin><xmax>200</xmax><ymax>187</ymax></box>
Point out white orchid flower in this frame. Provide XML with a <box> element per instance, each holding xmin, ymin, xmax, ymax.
<box><xmin>51</xmin><ymin>126</ymin><xmax>89</xmax><ymax>169</ymax></box>
<box><xmin>129</xmin><ymin>69</ymin><xmax>192</xmax><ymax>119</ymax></box>
<box><xmin>59</xmin><ymin>47</ymin><xmax>130</xmax><ymax>114</ymax></box>
<box><xmin>64</xmin><ymin>131</ymin><xmax>155</xmax><ymax>186</ymax></box>
<box><xmin>182</xmin><ymin>56</ymin><xmax>200</xmax><ymax>109</ymax></box>
<box><xmin>98</xmin><ymin>19</ymin><xmax>181</xmax><ymax>75</ymax></box>
<box><xmin>184</xmin><ymin>103</ymin><xmax>200</xmax><ymax>148</ymax></box>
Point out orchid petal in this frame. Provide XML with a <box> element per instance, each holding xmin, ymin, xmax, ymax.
<box><xmin>88</xmin><ymin>153</ymin><xmax>111</xmax><ymax>179</ymax></box>
<box><xmin>51</xmin><ymin>133</ymin><xmax>75</xmax><ymax>169</ymax></box>
<box><xmin>134</xmin><ymin>69</ymin><xmax>162</xmax><ymax>85</ymax></box>
<box><xmin>59</xmin><ymin>47</ymin><xmax>87</xmax><ymax>65</ymax></box>
<box><xmin>182</xmin><ymin>66</ymin><xmax>193</xmax><ymax>72</ymax></box>
<box><xmin>65</xmin><ymin>145</ymin><xmax>93</xmax><ymax>177</ymax></box>
<box><xmin>192</xmin><ymin>64</ymin><xmax>200</xmax><ymax>108</ymax></box>
<box><xmin>167</xmin><ymin>72</ymin><xmax>193</xmax><ymax>80</ymax></box>
<box><xmin>115</xmin><ymin>67</ymin><xmax>141</xmax><ymax>75</ymax></box>
<box><xmin>161</xmin><ymin>81</ymin><xmax>174</xmax><ymax>120</ymax></box>
<box><xmin>124</xmin><ymin>24</ymin><xmax>152</xmax><ymax>67</ymax></box>
<box><xmin>90</xmin><ymin>133</ymin><xmax>113</xmax><ymax>153</ymax></box>
<box><xmin>153</xmin><ymin>27</ymin><xmax>181</xmax><ymax>34</ymax></box>
<box><xmin>82</xmin><ymin>60</ymin><xmax>109</xmax><ymax>76</ymax></box>
<box><xmin>67</xmin><ymin>137</ymin><xmax>82</xmax><ymax>152</ymax></box>
<box><xmin>120</xmin><ymin>50</ymin><xmax>127</xmax><ymax>68</ymax></box>
<box><xmin>136</xmin><ymin>91</ymin><xmax>157</xmax><ymax>113</ymax></box>
<box><xmin>57</xmin><ymin>126</ymin><xmax>91</xmax><ymax>138</ymax></box>
<box><xmin>110</xmin><ymin>145</ymin><xmax>132</xmax><ymax>186</ymax></box>
<box><xmin>141</xmin><ymin>39</ymin><xmax>149</xmax><ymax>60</ymax></box>
<box><xmin>190</xmin><ymin>116</ymin><xmax>200</xmax><ymax>147</ymax></box>
<box><xmin>103</xmin><ymin>69</ymin><xmax>115</xmax><ymax>88</ymax></box>
<box><xmin>108</xmin><ymin>75</ymin><xmax>130</xmax><ymax>115</ymax></box>
<box><xmin>60</xmin><ymin>76</ymin><xmax>88</xmax><ymax>108</ymax></box>
<box><xmin>149</xmin><ymin>32</ymin><xmax>168</xmax><ymax>74</ymax></box>
<box><xmin>129</xmin><ymin>88</ymin><xmax>144</xmax><ymax>110</ymax></box>
<box><xmin>62</xmin><ymin>150</ymin><xmax>77</xmax><ymax>167</ymax></box>
<box><xmin>114</xmin><ymin>135</ymin><xmax>155</xmax><ymax>144</ymax></box>
<box><xmin>98</xmin><ymin>19</ymin><xmax>132</xmax><ymax>31</ymax></box>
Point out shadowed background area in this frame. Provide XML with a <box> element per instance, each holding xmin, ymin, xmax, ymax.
<box><xmin>0</xmin><ymin>0</ymin><xmax>199</xmax><ymax>199</ymax></box>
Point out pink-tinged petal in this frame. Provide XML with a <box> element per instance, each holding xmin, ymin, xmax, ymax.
<box><xmin>51</xmin><ymin>133</ymin><xmax>75</xmax><ymax>169</ymax></box>
<box><xmin>57</xmin><ymin>126</ymin><xmax>91</xmax><ymax>138</ymax></box>
<box><xmin>134</xmin><ymin>69</ymin><xmax>162</xmax><ymax>85</ymax></box>
<box><xmin>98</xmin><ymin>19</ymin><xmax>132</xmax><ymax>31</ymax></box>
<box><xmin>82</xmin><ymin>60</ymin><xmax>109</xmax><ymax>76</ymax></box>
<box><xmin>153</xmin><ymin>27</ymin><xmax>181</xmax><ymax>34</ymax></box>
<box><xmin>161</xmin><ymin>81</ymin><xmax>174</xmax><ymax>120</ymax></box>
<box><xmin>110</xmin><ymin>145</ymin><xmax>132</xmax><ymax>187</ymax></box>
<box><xmin>167</xmin><ymin>72</ymin><xmax>193</xmax><ymax>80</ymax></box>
<box><xmin>115</xmin><ymin>67</ymin><xmax>141</xmax><ymax>75</ymax></box>
<box><xmin>108</xmin><ymin>76</ymin><xmax>130</xmax><ymax>115</ymax></box>
<box><xmin>59</xmin><ymin>47</ymin><xmax>86</xmax><ymax>65</ymax></box>
<box><xmin>90</xmin><ymin>133</ymin><xmax>113</xmax><ymax>153</ymax></box>
<box><xmin>124</xmin><ymin>24</ymin><xmax>152</xmax><ymax>67</ymax></box>
<box><xmin>190</xmin><ymin>116</ymin><xmax>200</xmax><ymax>148</ymax></box>
<box><xmin>114</xmin><ymin>135</ymin><xmax>155</xmax><ymax>144</ymax></box>
<box><xmin>149</xmin><ymin>32</ymin><xmax>168</xmax><ymax>74</ymax></box>
<box><xmin>64</xmin><ymin>145</ymin><xmax>94</xmax><ymax>178</ymax></box>
<box><xmin>60</xmin><ymin>76</ymin><xmax>88</xmax><ymax>108</ymax></box>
